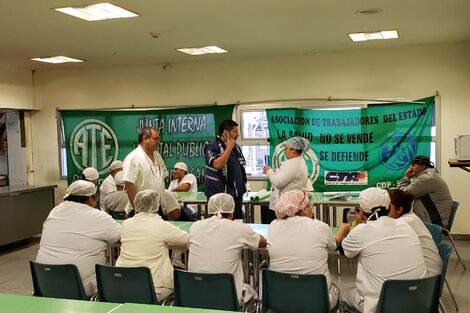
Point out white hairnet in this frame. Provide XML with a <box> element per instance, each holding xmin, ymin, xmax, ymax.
<box><xmin>208</xmin><ymin>193</ymin><xmax>235</xmax><ymax>214</ymax></box>
<box><xmin>134</xmin><ymin>189</ymin><xmax>161</xmax><ymax>214</ymax></box>
<box><xmin>82</xmin><ymin>167</ymin><xmax>99</xmax><ymax>180</ymax></box>
<box><xmin>285</xmin><ymin>137</ymin><xmax>311</xmax><ymax>154</ymax></box>
<box><xmin>110</xmin><ymin>160</ymin><xmax>123</xmax><ymax>171</ymax></box>
<box><xmin>359</xmin><ymin>187</ymin><xmax>390</xmax><ymax>214</ymax></box>
<box><xmin>174</xmin><ymin>162</ymin><xmax>188</xmax><ymax>172</ymax></box>
<box><xmin>64</xmin><ymin>180</ymin><xmax>96</xmax><ymax>198</ymax></box>
<box><xmin>114</xmin><ymin>171</ymin><xmax>124</xmax><ymax>186</ymax></box>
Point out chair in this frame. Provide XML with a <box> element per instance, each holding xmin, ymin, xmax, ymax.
<box><xmin>424</xmin><ymin>222</ymin><xmax>443</xmax><ymax>246</ymax></box>
<box><xmin>29</xmin><ymin>261</ymin><xmax>88</xmax><ymax>300</ymax></box>
<box><xmin>95</xmin><ymin>264</ymin><xmax>160</xmax><ymax>304</ymax></box>
<box><xmin>438</xmin><ymin>242</ymin><xmax>458</xmax><ymax>312</ymax></box>
<box><xmin>375</xmin><ymin>275</ymin><xmax>441</xmax><ymax>313</ymax></box>
<box><xmin>110</xmin><ymin>211</ymin><xmax>126</xmax><ymax>220</ymax></box>
<box><xmin>173</xmin><ymin>269</ymin><xmax>240</xmax><ymax>311</ymax></box>
<box><xmin>259</xmin><ymin>269</ymin><xmax>334</xmax><ymax>313</ymax></box>
<box><xmin>442</xmin><ymin>200</ymin><xmax>466</xmax><ymax>270</ymax></box>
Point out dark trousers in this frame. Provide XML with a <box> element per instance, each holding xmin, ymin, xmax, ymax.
<box><xmin>261</xmin><ymin>205</ymin><xmax>276</xmax><ymax>224</ymax></box>
<box><xmin>233</xmin><ymin>196</ymin><xmax>243</xmax><ymax>220</ymax></box>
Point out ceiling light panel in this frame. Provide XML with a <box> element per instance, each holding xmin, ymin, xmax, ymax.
<box><xmin>29</xmin><ymin>56</ymin><xmax>85</xmax><ymax>64</ymax></box>
<box><xmin>177</xmin><ymin>46</ymin><xmax>228</xmax><ymax>55</ymax></box>
<box><xmin>54</xmin><ymin>3</ymin><xmax>139</xmax><ymax>21</ymax></box>
<box><xmin>349</xmin><ymin>30</ymin><xmax>399</xmax><ymax>42</ymax></box>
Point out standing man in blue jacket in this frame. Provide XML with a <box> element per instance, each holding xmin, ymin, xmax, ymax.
<box><xmin>204</xmin><ymin>119</ymin><xmax>247</xmax><ymax>220</ymax></box>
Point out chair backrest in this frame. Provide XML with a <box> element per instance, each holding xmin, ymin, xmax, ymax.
<box><xmin>173</xmin><ymin>269</ymin><xmax>239</xmax><ymax>311</ymax></box>
<box><xmin>437</xmin><ymin>242</ymin><xmax>454</xmax><ymax>296</ymax></box>
<box><xmin>376</xmin><ymin>275</ymin><xmax>441</xmax><ymax>313</ymax></box>
<box><xmin>95</xmin><ymin>264</ymin><xmax>158</xmax><ymax>304</ymax></box>
<box><xmin>445</xmin><ymin>201</ymin><xmax>459</xmax><ymax>231</ymax></box>
<box><xmin>29</xmin><ymin>261</ymin><xmax>88</xmax><ymax>300</ymax></box>
<box><xmin>110</xmin><ymin>211</ymin><xmax>126</xmax><ymax>220</ymax></box>
<box><xmin>424</xmin><ymin>222</ymin><xmax>443</xmax><ymax>246</ymax></box>
<box><xmin>261</xmin><ymin>269</ymin><xmax>331</xmax><ymax>313</ymax></box>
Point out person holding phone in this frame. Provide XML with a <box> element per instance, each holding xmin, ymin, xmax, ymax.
<box><xmin>262</xmin><ymin>136</ymin><xmax>310</xmax><ymax>223</ymax></box>
<box><xmin>397</xmin><ymin>155</ymin><xmax>452</xmax><ymax>227</ymax></box>
<box><xmin>204</xmin><ymin>119</ymin><xmax>247</xmax><ymax>220</ymax></box>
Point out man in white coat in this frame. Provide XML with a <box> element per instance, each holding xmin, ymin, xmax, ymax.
<box><xmin>36</xmin><ymin>180</ymin><xmax>121</xmax><ymax>297</ymax></box>
<box><xmin>122</xmin><ymin>127</ymin><xmax>181</xmax><ymax>220</ymax></box>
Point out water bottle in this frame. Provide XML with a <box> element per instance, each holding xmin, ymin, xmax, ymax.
<box><xmin>347</xmin><ymin>208</ymin><xmax>358</xmax><ymax>229</ymax></box>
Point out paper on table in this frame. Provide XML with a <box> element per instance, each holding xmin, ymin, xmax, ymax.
<box><xmin>323</xmin><ymin>191</ymin><xmax>361</xmax><ymax>197</ymax></box>
<box><xmin>250</xmin><ymin>189</ymin><xmax>272</xmax><ymax>201</ymax></box>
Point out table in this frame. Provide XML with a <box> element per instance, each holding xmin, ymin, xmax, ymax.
<box><xmin>244</xmin><ymin>191</ymin><xmax>360</xmax><ymax>226</ymax></box>
<box><xmin>109</xmin><ymin>222</ymin><xmax>341</xmax><ymax>294</ymax></box>
<box><xmin>174</xmin><ymin>192</ymin><xmax>209</xmax><ymax>219</ymax></box>
<box><xmin>0</xmin><ymin>294</ymin><xmax>120</xmax><ymax>313</ymax></box>
<box><xmin>0</xmin><ymin>294</ymin><xmax>239</xmax><ymax>313</ymax></box>
<box><xmin>448</xmin><ymin>159</ymin><xmax>470</xmax><ymax>173</ymax></box>
<box><xmin>112</xmin><ymin>302</ymin><xmax>237</xmax><ymax>313</ymax></box>
<box><xmin>0</xmin><ymin>184</ymin><xmax>56</xmax><ymax>246</ymax></box>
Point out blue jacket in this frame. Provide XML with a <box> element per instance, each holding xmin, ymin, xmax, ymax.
<box><xmin>204</xmin><ymin>138</ymin><xmax>247</xmax><ymax>199</ymax></box>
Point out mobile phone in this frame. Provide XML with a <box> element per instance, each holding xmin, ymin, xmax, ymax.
<box><xmin>223</xmin><ymin>130</ymin><xmax>230</xmax><ymax>141</ymax></box>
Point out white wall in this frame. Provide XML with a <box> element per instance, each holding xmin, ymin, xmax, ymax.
<box><xmin>28</xmin><ymin>40</ymin><xmax>470</xmax><ymax>233</ymax></box>
<box><xmin>0</xmin><ymin>63</ymin><xmax>35</xmax><ymax>110</ymax></box>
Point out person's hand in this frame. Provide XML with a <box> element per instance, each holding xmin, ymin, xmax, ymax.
<box><xmin>405</xmin><ymin>166</ymin><xmax>413</xmax><ymax>178</ymax></box>
<box><xmin>338</xmin><ymin>222</ymin><xmax>350</xmax><ymax>234</ymax></box>
<box><xmin>262</xmin><ymin>165</ymin><xmax>271</xmax><ymax>174</ymax></box>
<box><xmin>225</xmin><ymin>136</ymin><xmax>236</xmax><ymax>150</ymax></box>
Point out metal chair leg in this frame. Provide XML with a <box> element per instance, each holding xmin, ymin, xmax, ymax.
<box><xmin>444</xmin><ymin>278</ymin><xmax>459</xmax><ymax>311</ymax></box>
<box><xmin>446</xmin><ymin>233</ymin><xmax>467</xmax><ymax>271</ymax></box>
<box><xmin>439</xmin><ymin>299</ymin><xmax>446</xmax><ymax>313</ymax></box>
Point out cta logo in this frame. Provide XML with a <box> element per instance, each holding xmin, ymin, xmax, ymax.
<box><xmin>324</xmin><ymin>171</ymin><xmax>368</xmax><ymax>185</ymax></box>
<box><xmin>70</xmin><ymin>119</ymin><xmax>119</xmax><ymax>175</ymax></box>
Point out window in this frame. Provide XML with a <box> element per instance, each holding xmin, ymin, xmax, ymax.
<box><xmin>239</xmin><ymin>110</ymin><xmax>270</xmax><ymax>179</ymax></box>
<box><xmin>57</xmin><ymin>116</ymin><xmax>68</xmax><ymax>179</ymax></box>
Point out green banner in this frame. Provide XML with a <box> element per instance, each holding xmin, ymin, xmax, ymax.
<box><xmin>266</xmin><ymin>97</ymin><xmax>434</xmax><ymax>191</ymax></box>
<box><xmin>60</xmin><ymin>105</ymin><xmax>234</xmax><ymax>191</ymax></box>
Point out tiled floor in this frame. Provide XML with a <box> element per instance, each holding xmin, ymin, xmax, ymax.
<box><xmin>0</xmin><ymin>236</ymin><xmax>468</xmax><ymax>312</ymax></box>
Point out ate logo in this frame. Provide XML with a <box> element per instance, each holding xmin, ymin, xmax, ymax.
<box><xmin>70</xmin><ymin>119</ymin><xmax>119</xmax><ymax>175</ymax></box>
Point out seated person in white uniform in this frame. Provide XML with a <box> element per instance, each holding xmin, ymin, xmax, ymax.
<box><xmin>188</xmin><ymin>193</ymin><xmax>267</xmax><ymax>304</ymax></box>
<box><xmin>335</xmin><ymin>187</ymin><xmax>427</xmax><ymax>313</ymax></box>
<box><xmin>388</xmin><ymin>189</ymin><xmax>442</xmax><ymax>276</ymax></box>
<box><xmin>168</xmin><ymin>162</ymin><xmax>198</xmax><ymax>214</ymax></box>
<box><xmin>101</xmin><ymin>171</ymin><xmax>129</xmax><ymax>216</ymax></box>
<box><xmin>169</xmin><ymin>162</ymin><xmax>198</xmax><ymax>193</ymax></box>
<box><xmin>82</xmin><ymin>167</ymin><xmax>99</xmax><ymax>185</ymax></box>
<box><xmin>99</xmin><ymin>160</ymin><xmax>123</xmax><ymax>209</ymax></box>
<box><xmin>116</xmin><ymin>189</ymin><xmax>189</xmax><ymax>302</ymax></box>
<box><xmin>82</xmin><ymin>167</ymin><xmax>100</xmax><ymax>208</ymax></box>
<box><xmin>268</xmin><ymin>189</ymin><xmax>339</xmax><ymax>309</ymax></box>
<box><xmin>36</xmin><ymin>180</ymin><xmax>121</xmax><ymax>297</ymax></box>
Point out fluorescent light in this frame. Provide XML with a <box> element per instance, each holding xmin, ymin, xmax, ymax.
<box><xmin>177</xmin><ymin>46</ymin><xmax>228</xmax><ymax>56</ymax></box>
<box><xmin>348</xmin><ymin>33</ymin><xmax>368</xmax><ymax>42</ymax></box>
<box><xmin>54</xmin><ymin>3</ymin><xmax>139</xmax><ymax>21</ymax></box>
<box><xmin>349</xmin><ymin>30</ymin><xmax>399</xmax><ymax>42</ymax></box>
<box><xmin>29</xmin><ymin>56</ymin><xmax>85</xmax><ymax>64</ymax></box>
<box><xmin>365</xmin><ymin>32</ymin><xmax>383</xmax><ymax>40</ymax></box>
<box><xmin>381</xmin><ymin>30</ymin><xmax>399</xmax><ymax>39</ymax></box>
